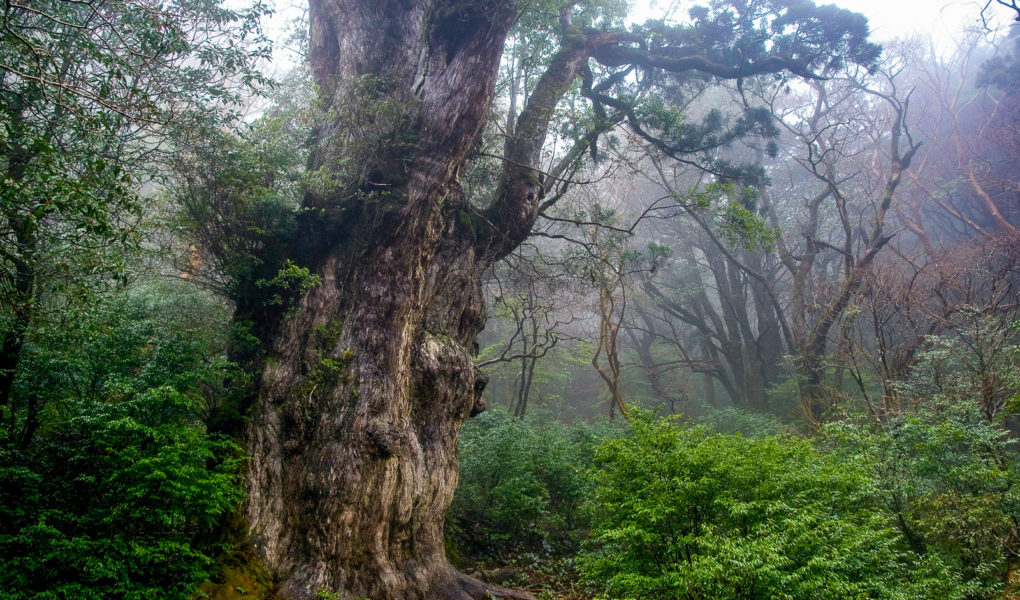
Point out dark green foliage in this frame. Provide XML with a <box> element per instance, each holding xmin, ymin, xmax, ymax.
<box><xmin>589</xmin><ymin>0</ymin><xmax>882</xmax><ymax>185</ymax></box>
<box><xmin>686</xmin><ymin>0</ymin><xmax>880</xmax><ymax>74</ymax></box>
<box><xmin>11</xmin><ymin>282</ymin><xmax>241</xmax><ymax>428</ymax></box>
<box><xmin>0</xmin><ymin>390</ymin><xmax>240</xmax><ymax>600</ymax></box>
<box><xmin>0</xmin><ymin>0</ymin><xmax>270</xmax><ymax>423</ymax></box>
<box><xmin>0</xmin><ymin>6</ymin><xmax>283</xmax><ymax>588</ymax></box>
<box><xmin>827</xmin><ymin>411</ymin><xmax>1017</xmax><ymax>599</ymax></box>
<box><xmin>579</xmin><ymin>411</ymin><xmax>960</xmax><ymax>600</ymax></box>
<box><xmin>171</xmin><ymin>74</ymin><xmax>316</xmax><ymax>359</ymax></box>
<box><xmin>0</xmin><ymin>0</ymin><xmax>270</xmax><ymax>289</ymax></box>
<box><xmin>0</xmin><ymin>282</ymin><xmax>243</xmax><ymax>600</ymax></box>
<box><xmin>172</xmin><ymin>113</ymin><xmax>309</xmax><ymax>297</ymax></box>
<box><xmin>447</xmin><ymin>409</ymin><xmax>619</xmax><ymax>561</ymax></box>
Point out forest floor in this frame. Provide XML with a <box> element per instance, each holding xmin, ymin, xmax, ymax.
<box><xmin>459</xmin><ymin>558</ymin><xmax>593</xmax><ymax>600</ymax></box>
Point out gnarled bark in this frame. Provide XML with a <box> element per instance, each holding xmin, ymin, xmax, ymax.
<box><xmin>244</xmin><ymin>2</ymin><xmax>525</xmax><ymax>598</ymax></box>
<box><xmin>242</xmin><ymin>2</ymin><xmax>624</xmax><ymax>595</ymax></box>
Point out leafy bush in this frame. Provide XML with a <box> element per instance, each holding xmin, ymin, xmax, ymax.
<box><xmin>0</xmin><ymin>390</ymin><xmax>240</xmax><ymax>600</ymax></box>
<box><xmin>10</xmin><ymin>281</ymin><xmax>240</xmax><ymax>424</ymax></box>
<box><xmin>826</xmin><ymin>334</ymin><xmax>1020</xmax><ymax>599</ymax></box>
<box><xmin>579</xmin><ymin>411</ymin><xmax>961</xmax><ymax>600</ymax></box>
<box><xmin>448</xmin><ymin>409</ymin><xmax>619</xmax><ymax>561</ymax></box>
<box><xmin>0</xmin><ymin>282</ymin><xmax>242</xmax><ymax>600</ymax></box>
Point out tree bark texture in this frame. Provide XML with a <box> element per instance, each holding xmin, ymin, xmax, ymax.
<box><xmin>241</xmin><ymin>1</ymin><xmax>576</xmax><ymax>598</ymax></box>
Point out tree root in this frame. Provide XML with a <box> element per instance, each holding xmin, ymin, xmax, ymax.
<box><xmin>263</xmin><ymin>565</ymin><xmax>534</xmax><ymax>599</ymax></box>
<box><xmin>454</xmin><ymin>569</ymin><xmax>534</xmax><ymax>600</ymax></box>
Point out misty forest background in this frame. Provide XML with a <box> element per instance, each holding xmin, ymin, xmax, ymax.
<box><xmin>3</xmin><ymin>0</ymin><xmax>1020</xmax><ymax>599</ymax></box>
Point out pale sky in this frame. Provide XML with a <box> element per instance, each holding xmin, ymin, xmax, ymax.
<box><xmin>796</xmin><ymin>0</ymin><xmax>1002</xmax><ymax>41</ymax></box>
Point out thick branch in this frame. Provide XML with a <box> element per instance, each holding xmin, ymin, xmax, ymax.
<box><xmin>592</xmin><ymin>46</ymin><xmax>821</xmax><ymax>81</ymax></box>
<box><xmin>479</xmin><ymin>29</ymin><xmax>624</xmax><ymax>260</ymax></box>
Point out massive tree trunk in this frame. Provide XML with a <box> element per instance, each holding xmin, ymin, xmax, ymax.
<box><xmin>241</xmin><ymin>1</ymin><xmax>588</xmax><ymax>598</ymax></box>
<box><xmin>243</xmin><ymin>2</ymin><xmax>518</xmax><ymax>598</ymax></box>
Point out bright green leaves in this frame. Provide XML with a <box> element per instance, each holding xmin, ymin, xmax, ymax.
<box><xmin>0</xmin><ymin>282</ymin><xmax>242</xmax><ymax>600</ymax></box>
<box><xmin>255</xmin><ymin>260</ymin><xmax>322</xmax><ymax>310</ymax></box>
<box><xmin>824</xmin><ymin>327</ymin><xmax>1020</xmax><ymax>598</ymax></box>
<box><xmin>579</xmin><ymin>412</ymin><xmax>958</xmax><ymax>600</ymax></box>
<box><xmin>673</xmin><ymin>182</ymin><xmax>779</xmax><ymax>250</ymax></box>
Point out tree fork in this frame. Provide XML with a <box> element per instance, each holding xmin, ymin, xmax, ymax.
<box><xmin>242</xmin><ymin>1</ymin><xmax>532</xmax><ymax>599</ymax></box>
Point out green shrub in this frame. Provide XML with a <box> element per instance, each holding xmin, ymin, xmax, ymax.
<box><xmin>0</xmin><ymin>282</ymin><xmax>243</xmax><ymax>600</ymax></box>
<box><xmin>579</xmin><ymin>411</ymin><xmax>961</xmax><ymax>600</ymax></box>
<box><xmin>825</xmin><ymin>335</ymin><xmax>1020</xmax><ymax>599</ymax></box>
<box><xmin>448</xmin><ymin>409</ymin><xmax>618</xmax><ymax>561</ymax></box>
<box><xmin>0</xmin><ymin>388</ymin><xmax>241</xmax><ymax>600</ymax></box>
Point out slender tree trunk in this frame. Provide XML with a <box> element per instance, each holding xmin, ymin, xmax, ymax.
<box><xmin>513</xmin><ymin>301</ymin><xmax>540</xmax><ymax>418</ymax></box>
<box><xmin>592</xmin><ymin>279</ymin><xmax>628</xmax><ymax>421</ymax></box>
<box><xmin>0</xmin><ymin>222</ymin><xmax>35</xmax><ymax>410</ymax></box>
<box><xmin>702</xmin><ymin>369</ymin><xmax>716</xmax><ymax>409</ymax></box>
<box><xmin>794</xmin><ymin>345</ymin><xmax>827</xmax><ymax>425</ymax></box>
<box><xmin>514</xmin><ymin>320</ymin><xmax>540</xmax><ymax>418</ymax></box>
<box><xmin>626</xmin><ymin>317</ymin><xmax>687</xmax><ymax>412</ymax></box>
<box><xmin>0</xmin><ymin>288</ymin><xmax>31</xmax><ymax>411</ymax></box>
<box><xmin>749</xmin><ymin>259</ymin><xmax>783</xmax><ymax>406</ymax></box>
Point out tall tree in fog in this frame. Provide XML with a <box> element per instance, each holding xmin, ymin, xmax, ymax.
<box><xmin>185</xmin><ymin>1</ymin><xmax>879</xmax><ymax>597</ymax></box>
<box><xmin>642</xmin><ymin>61</ymin><xmax>919</xmax><ymax>425</ymax></box>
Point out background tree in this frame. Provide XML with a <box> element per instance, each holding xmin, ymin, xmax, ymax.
<box><xmin>635</xmin><ymin>180</ymin><xmax>786</xmax><ymax>413</ymax></box>
<box><xmin>475</xmin><ymin>249</ymin><xmax>575</xmax><ymax>418</ymax></box>
<box><xmin>0</xmin><ymin>2</ymin><xmax>271</xmax><ymax>597</ymax></box>
<box><xmin>639</xmin><ymin>63</ymin><xmax>920</xmax><ymax>425</ymax></box>
<box><xmin>896</xmin><ymin>32</ymin><xmax>1020</xmax><ymax>250</ymax></box>
<box><xmin>768</xmin><ymin>71</ymin><xmax>919</xmax><ymax>424</ymax></box>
